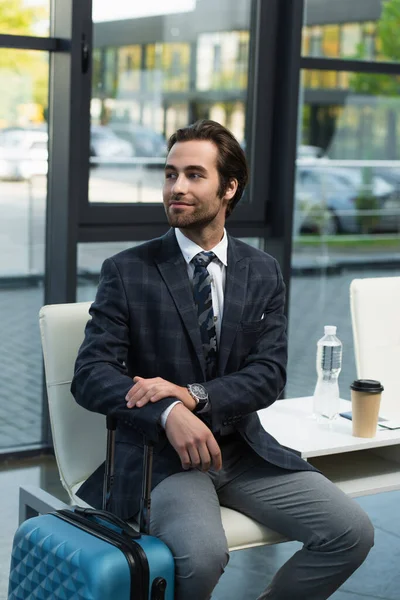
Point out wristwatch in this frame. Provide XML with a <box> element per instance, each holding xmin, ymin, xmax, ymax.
<box><xmin>187</xmin><ymin>383</ymin><xmax>209</xmax><ymax>413</ymax></box>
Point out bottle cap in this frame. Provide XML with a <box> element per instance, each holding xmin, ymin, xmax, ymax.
<box><xmin>324</xmin><ymin>325</ymin><xmax>337</xmax><ymax>335</ymax></box>
<box><xmin>350</xmin><ymin>379</ymin><xmax>384</xmax><ymax>394</ymax></box>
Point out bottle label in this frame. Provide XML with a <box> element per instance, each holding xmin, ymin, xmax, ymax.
<box><xmin>319</xmin><ymin>345</ymin><xmax>342</xmax><ymax>378</ymax></box>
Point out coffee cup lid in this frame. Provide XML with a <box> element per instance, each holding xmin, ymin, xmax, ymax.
<box><xmin>350</xmin><ymin>379</ymin><xmax>384</xmax><ymax>393</ymax></box>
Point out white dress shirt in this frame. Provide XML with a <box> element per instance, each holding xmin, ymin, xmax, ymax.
<box><xmin>160</xmin><ymin>228</ymin><xmax>228</xmax><ymax>427</ymax></box>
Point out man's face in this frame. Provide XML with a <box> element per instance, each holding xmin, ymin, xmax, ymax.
<box><xmin>163</xmin><ymin>140</ymin><xmax>229</xmax><ymax>230</ymax></box>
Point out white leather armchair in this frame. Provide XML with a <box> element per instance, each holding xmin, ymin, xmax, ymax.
<box><xmin>31</xmin><ymin>301</ymin><xmax>286</xmax><ymax>551</ymax></box>
<box><xmin>350</xmin><ymin>276</ymin><xmax>400</xmax><ymax>420</ymax></box>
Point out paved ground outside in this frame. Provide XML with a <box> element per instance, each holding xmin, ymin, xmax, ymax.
<box><xmin>0</xmin><ymin>263</ymin><xmax>398</xmax><ymax>451</ymax></box>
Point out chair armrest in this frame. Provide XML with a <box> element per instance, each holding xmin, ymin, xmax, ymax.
<box><xmin>19</xmin><ymin>485</ymin><xmax>70</xmax><ymax>525</ymax></box>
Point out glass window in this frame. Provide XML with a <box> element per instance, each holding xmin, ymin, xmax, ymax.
<box><xmin>320</xmin><ymin>70</ymin><xmax>338</xmax><ymax>89</ymax></box>
<box><xmin>89</xmin><ymin>0</ymin><xmax>251</xmax><ymax>204</ymax></box>
<box><xmin>118</xmin><ymin>46</ymin><xmax>142</xmax><ymax>93</ymax></box>
<box><xmin>145</xmin><ymin>43</ymin><xmax>190</xmax><ymax>92</ymax></box>
<box><xmin>341</xmin><ymin>23</ymin><xmax>362</xmax><ymax>59</ymax></box>
<box><xmin>77</xmin><ymin>241</ymin><xmax>143</xmax><ymax>301</ymax></box>
<box><xmin>308</xmin><ymin>26</ymin><xmax>323</xmax><ymax>57</ymax></box>
<box><xmin>302</xmin><ymin>26</ymin><xmax>311</xmax><ymax>56</ymax></box>
<box><xmin>303</xmin><ymin>1</ymin><xmax>400</xmax><ymax>63</ymax></box>
<box><xmin>322</xmin><ymin>25</ymin><xmax>340</xmax><ymax>58</ymax></box>
<box><xmin>0</xmin><ymin>49</ymin><xmax>48</xmax><ymax>451</ymax></box>
<box><xmin>289</xmin><ymin>70</ymin><xmax>400</xmax><ymax>401</ymax></box>
<box><xmin>0</xmin><ymin>0</ymin><xmax>50</xmax><ymax>36</ymax></box>
<box><xmin>362</xmin><ymin>22</ymin><xmax>377</xmax><ymax>60</ymax></box>
<box><xmin>303</xmin><ymin>69</ymin><xmax>342</xmax><ymax>90</ymax></box>
<box><xmin>196</xmin><ymin>31</ymin><xmax>250</xmax><ymax>91</ymax></box>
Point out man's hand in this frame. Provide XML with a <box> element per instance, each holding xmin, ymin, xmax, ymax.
<box><xmin>125</xmin><ymin>376</ymin><xmax>196</xmax><ymax>411</ymax></box>
<box><xmin>165</xmin><ymin>403</ymin><xmax>222</xmax><ymax>472</ymax></box>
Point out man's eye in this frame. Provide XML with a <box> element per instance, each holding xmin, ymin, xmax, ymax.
<box><xmin>165</xmin><ymin>172</ymin><xmax>177</xmax><ymax>179</ymax></box>
<box><xmin>189</xmin><ymin>173</ymin><xmax>202</xmax><ymax>179</ymax></box>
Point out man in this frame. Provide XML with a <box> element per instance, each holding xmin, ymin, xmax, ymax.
<box><xmin>72</xmin><ymin>120</ymin><xmax>374</xmax><ymax>600</ymax></box>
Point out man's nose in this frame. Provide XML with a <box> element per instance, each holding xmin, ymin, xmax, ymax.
<box><xmin>171</xmin><ymin>174</ymin><xmax>188</xmax><ymax>195</ymax></box>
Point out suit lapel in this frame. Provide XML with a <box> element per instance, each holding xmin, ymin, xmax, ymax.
<box><xmin>218</xmin><ymin>236</ymin><xmax>249</xmax><ymax>375</ymax></box>
<box><xmin>155</xmin><ymin>229</ymin><xmax>207</xmax><ymax>378</ymax></box>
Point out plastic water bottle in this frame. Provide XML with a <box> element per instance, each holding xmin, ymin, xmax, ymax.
<box><xmin>313</xmin><ymin>325</ymin><xmax>342</xmax><ymax>421</ymax></box>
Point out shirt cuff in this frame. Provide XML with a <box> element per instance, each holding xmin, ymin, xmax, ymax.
<box><xmin>160</xmin><ymin>401</ymin><xmax>182</xmax><ymax>428</ymax></box>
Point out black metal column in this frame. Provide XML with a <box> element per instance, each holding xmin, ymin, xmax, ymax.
<box><xmin>42</xmin><ymin>0</ymin><xmax>92</xmax><ymax>445</ymax></box>
<box><xmin>45</xmin><ymin>0</ymin><xmax>92</xmax><ymax>306</ymax></box>
<box><xmin>266</xmin><ymin>0</ymin><xmax>305</xmax><ymax>302</ymax></box>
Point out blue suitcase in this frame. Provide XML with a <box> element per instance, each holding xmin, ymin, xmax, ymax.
<box><xmin>8</xmin><ymin>419</ymin><xmax>175</xmax><ymax>600</ymax></box>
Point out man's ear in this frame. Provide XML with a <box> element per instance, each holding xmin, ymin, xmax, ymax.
<box><xmin>223</xmin><ymin>178</ymin><xmax>238</xmax><ymax>201</ymax></box>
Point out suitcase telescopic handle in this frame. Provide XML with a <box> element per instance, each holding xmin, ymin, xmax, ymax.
<box><xmin>103</xmin><ymin>415</ymin><xmax>154</xmax><ymax>535</ymax></box>
<box><xmin>74</xmin><ymin>507</ymin><xmax>140</xmax><ymax>539</ymax></box>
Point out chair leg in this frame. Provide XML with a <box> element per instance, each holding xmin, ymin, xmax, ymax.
<box><xmin>19</xmin><ymin>485</ymin><xmax>69</xmax><ymax>525</ymax></box>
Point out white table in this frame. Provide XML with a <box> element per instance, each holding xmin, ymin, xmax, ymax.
<box><xmin>258</xmin><ymin>397</ymin><xmax>400</xmax><ymax>498</ymax></box>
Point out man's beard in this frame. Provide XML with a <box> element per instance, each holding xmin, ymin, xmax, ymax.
<box><xmin>165</xmin><ymin>205</ymin><xmax>220</xmax><ymax>229</ymax></box>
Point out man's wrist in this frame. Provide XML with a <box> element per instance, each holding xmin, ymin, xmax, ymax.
<box><xmin>160</xmin><ymin>401</ymin><xmax>182</xmax><ymax>428</ymax></box>
<box><xmin>176</xmin><ymin>385</ymin><xmax>197</xmax><ymax>411</ymax></box>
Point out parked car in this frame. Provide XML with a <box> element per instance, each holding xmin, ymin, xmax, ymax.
<box><xmin>295</xmin><ymin>165</ymin><xmax>399</xmax><ymax>235</ymax></box>
<box><xmin>0</xmin><ymin>125</ymin><xmax>136</xmax><ymax>179</ymax></box>
<box><xmin>371</xmin><ymin>166</ymin><xmax>400</xmax><ymax>232</ymax></box>
<box><xmin>297</xmin><ymin>145</ymin><xmax>326</xmax><ymax>163</ymax></box>
<box><xmin>90</xmin><ymin>125</ymin><xmax>134</xmax><ymax>160</ymax></box>
<box><xmin>110</xmin><ymin>123</ymin><xmax>167</xmax><ymax>160</ymax></box>
<box><xmin>0</xmin><ymin>129</ymin><xmax>48</xmax><ymax>180</ymax></box>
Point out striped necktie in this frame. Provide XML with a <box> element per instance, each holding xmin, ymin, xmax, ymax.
<box><xmin>191</xmin><ymin>251</ymin><xmax>218</xmax><ymax>380</ymax></box>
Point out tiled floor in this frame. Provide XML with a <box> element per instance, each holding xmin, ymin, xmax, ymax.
<box><xmin>1</xmin><ymin>454</ymin><xmax>400</xmax><ymax>599</ymax></box>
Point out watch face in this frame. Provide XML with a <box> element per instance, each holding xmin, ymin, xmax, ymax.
<box><xmin>190</xmin><ymin>384</ymin><xmax>208</xmax><ymax>400</ymax></box>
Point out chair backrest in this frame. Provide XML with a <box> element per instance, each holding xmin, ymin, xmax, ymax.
<box><xmin>39</xmin><ymin>302</ymin><xmax>106</xmax><ymax>502</ymax></box>
<box><xmin>350</xmin><ymin>276</ymin><xmax>400</xmax><ymax>419</ymax></box>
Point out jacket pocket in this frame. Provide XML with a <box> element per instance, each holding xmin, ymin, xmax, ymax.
<box><xmin>235</xmin><ymin>319</ymin><xmax>264</xmax><ymax>360</ymax></box>
<box><xmin>239</xmin><ymin>318</ymin><xmax>264</xmax><ymax>332</ymax></box>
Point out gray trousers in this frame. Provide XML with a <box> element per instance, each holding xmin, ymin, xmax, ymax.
<box><xmin>149</xmin><ymin>435</ymin><xmax>374</xmax><ymax>600</ymax></box>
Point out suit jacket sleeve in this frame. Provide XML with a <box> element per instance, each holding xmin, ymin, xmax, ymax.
<box><xmin>71</xmin><ymin>257</ymin><xmax>176</xmax><ymax>442</ymax></box>
<box><xmin>203</xmin><ymin>258</ymin><xmax>287</xmax><ymax>432</ymax></box>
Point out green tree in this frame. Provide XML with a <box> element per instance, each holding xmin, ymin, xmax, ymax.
<box><xmin>0</xmin><ymin>0</ymin><xmax>49</xmax><ymax>126</ymax></box>
<box><xmin>350</xmin><ymin>0</ymin><xmax>400</xmax><ymax>99</ymax></box>
<box><xmin>347</xmin><ymin>0</ymin><xmax>400</xmax><ymax>231</ymax></box>
<box><xmin>0</xmin><ymin>0</ymin><xmax>39</xmax><ymax>35</ymax></box>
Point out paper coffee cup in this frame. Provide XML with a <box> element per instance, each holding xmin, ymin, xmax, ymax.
<box><xmin>350</xmin><ymin>379</ymin><xmax>384</xmax><ymax>438</ymax></box>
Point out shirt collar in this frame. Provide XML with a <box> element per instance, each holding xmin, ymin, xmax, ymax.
<box><xmin>174</xmin><ymin>228</ymin><xmax>228</xmax><ymax>267</ymax></box>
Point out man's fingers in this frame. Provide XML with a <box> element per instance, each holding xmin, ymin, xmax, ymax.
<box><xmin>197</xmin><ymin>443</ymin><xmax>212</xmax><ymax>471</ymax></box>
<box><xmin>126</xmin><ymin>385</ymin><xmax>146</xmax><ymax>406</ymax></box>
<box><xmin>137</xmin><ymin>386</ymin><xmax>165</xmax><ymax>407</ymax></box>
<box><xmin>127</xmin><ymin>377</ymin><xmax>178</xmax><ymax>408</ymax></box>
<box><xmin>207</xmin><ymin>437</ymin><xmax>222</xmax><ymax>471</ymax></box>
<box><xmin>191</xmin><ymin>437</ymin><xmax>219</xmax><ymax>472</ymax></box>
<box><xmin>128</xmin><ymin>376</ymin><xmax>145</xmax><ymax>399</ymax></box>
<box><xmin>188</xmin><ymin>445</ymin><xmax>202</xmax><ymax>469</ymax></box>
<box><xmin>179</xmin><ymin>448</ymin><xmax>192</xmax><ymax>470</ymax></box>
<box><xmin>127</xmin><ymin>383</ymin><xmax>159</xmax><ymax>407</ymax></box>
<box><xmin>125</xmin><ymin>386</ymin><xmax>137</xmax><ymax>404</ymax></box>
<box><xmin>130</xmin><ymin>387</ymin><xmax>174</xmax><ymax>407</ymax></box>
<box><xmin>165</xmin><ymin>405</ymin><xmax>221</xmax><ymax>472</ymax></box>
<box><xmin>126</xmin><ymin>381</ymin><xmax>143</xmax><ymax>403</ymax></box>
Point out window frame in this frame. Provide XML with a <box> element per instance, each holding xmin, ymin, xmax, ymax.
<box><xmin>75</xmin><ymin>0</ymin><xmax>281</xmax><ymax>233</ymax></box>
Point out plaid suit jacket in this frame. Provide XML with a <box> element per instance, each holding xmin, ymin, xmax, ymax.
<box><xmin>72</xmin><ymin>228</ymin><xmax>316</xmax><ymax>519</ymax></box>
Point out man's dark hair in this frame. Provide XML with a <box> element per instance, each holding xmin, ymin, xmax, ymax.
<box><xmin>167</xmin><ymin>120</ymin><xmax>248</xmax><ymax>217</ymax></box>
